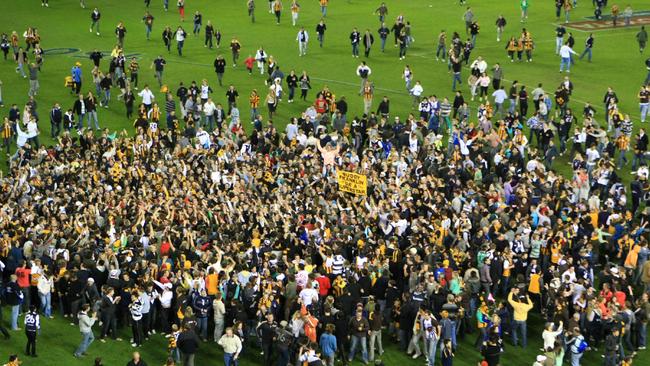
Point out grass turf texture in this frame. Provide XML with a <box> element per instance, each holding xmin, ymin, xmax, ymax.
<box><xmin>0</xmin><ymin>0</ymin><xmax>649</xmax><ymax>364</ymax></box>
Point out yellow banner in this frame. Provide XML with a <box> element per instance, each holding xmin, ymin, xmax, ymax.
<box><xmin>337</xmin><ymin>171</ymin><xmax>367</xmax><ymax>196</ymax></box>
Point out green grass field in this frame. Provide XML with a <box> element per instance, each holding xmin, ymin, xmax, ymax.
<box><xmin>0</xmin><ymin>0</ymin><xmax>649</xmax><ymax>365</ymax></box>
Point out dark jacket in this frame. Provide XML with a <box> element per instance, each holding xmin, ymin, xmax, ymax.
<box><xmin>177</xmin><ymin>330</ymin><xmax>201</xmax><ymax>354</ymax></box>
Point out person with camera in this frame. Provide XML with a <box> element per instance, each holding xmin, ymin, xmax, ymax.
<box><xmin>508</xmin><ymin>287</ymin><xmax>533</xmax><ymax>348</ymax></box>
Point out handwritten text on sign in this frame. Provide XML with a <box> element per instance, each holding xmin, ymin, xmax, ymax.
<box><xmin>337</xmin><ymin>171</ymin><xmax>368</xmax><ymax>196</ymax></box>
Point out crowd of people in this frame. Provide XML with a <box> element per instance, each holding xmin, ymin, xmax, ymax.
<box><xmin>1</xmin><ymin>1</ymin><xmax>650</xmax><ymax>366</ymax></box>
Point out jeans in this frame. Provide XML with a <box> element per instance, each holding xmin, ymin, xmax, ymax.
<box><xmin>427</xmin><ymin>338</ymin><xmax>438</xmax><ymax>366</ymax></box>
<box><xmin>321</xmin><ymin>5</ymin><xmax>327</xmax><ymax>17</ymax></box>
<box><xmin>511</xmin><ymin>320</ymin><xmax>527</xmax><ymax>347</ymax></box>
<box><xmin>348</xmin><ymin>335</ymin><xmax>368</xmax><ymax>363</ymax></box>
<box><xmin>380</xmin><ymin>37</ymin><xmax>386</xmax><ymax>52</ymax></box>
<box><xmin>452</xmin><ymin>72</ymin><xmax>461</xmax><ymax>90</ymax></box>
<box><xmin>205</xmin><ymin>115</ymin><xmax>215</xmax><ymax>132</ymax></box>
<box><xmin>213</xmin><ymin>320</ymin><xmax>223</xmax><ymax>342</ymax></box>
<box><xmin>90</xmin><ymin>20</ymin><xmax>99</xmax><ymax>33</ymax></box>
<box><xmin>177</xmin><ymin>40</ymin><xmax>184</xmax><ymax>55</ymax></box>
<box><xmin>39</xmin><ymin>292</ymin><xmax>51</xmax><ymax>317</ymax></box>
<box><xmin>75</xmin><ymin>331</ymin><xmax>95</xmax><ymax>356</ymax></box>
<box><xmin>560</xmin><ymin>57</ymin><xmax>571</xmax><ymax>72</ymax></box>
<box><xmin>224</xmin><ymin>353</ymin><xmax>238</xmax><ymax>366</ymax></box>
<box><xmin>579</xmin><ymin>48</ymin><xmax>592</xmax><ymax>61</ymax></box>
<box><xmin>369</xmin><ymin>330</ymin><xmax>383</xmax><ymax>361</ymax></box>
<box><xmin>86</xmin><ymin>111</ymin><xmax>99</xmax><ymax>129</ymax></box>
<box><xmin>197</xmin><ymin>317</ymin><xmax>208</xmax><ymax>340</ymax></box>
<box><xmin>641</xmin><ymin>103</ymin><xmax>649</xmax><ymax>122</ymax></box>
<box><xmin>352</xmin><ymin>43</ymin><xmax>359</xmax><ymax>57</ymax></box>
<box><xmin>638</xmin><ymin>323</ymin><xmax>647</xmax><ymax>348</ymax></box>
<box><xmin>145</xmin><ymin>25</ymin><xmax>152</xmax><ymax>40</ymax></box>
<box><xmin>436</xmin><ymin>44</ymin><xmax>446</xmax><ymax>59</ymax></box>
<box><xmin>102</xmin><ymin>89</ymin><xmax>110</xmax><ymax>106</ymax></box>
<box><xmin>318</xmin><ymin>33</ymin><xmax>324</xmax><ymax>47</ymax></box>
<box><xmin>571</xmin><ymin>352</ymin><xmax>583</xmax><ymax>366</ymax></box>
<box><xmin>155</xmin><ymin>70</ymin><xmax>163</xmax><ymax>86</ymax></box>
<box><xmin>193</xmin><ymin>23</ymin><xmax>201</xmax><ymax>34</ymax></box>
<box><xmin>556</xmin><ymin>37</ymin><xmax>563</xmax><ymax>54</ymax></box>
<box><xmin>11</xmin><ymin>305</ymin><xmax>20</xmax><ymax>330</ymax></box>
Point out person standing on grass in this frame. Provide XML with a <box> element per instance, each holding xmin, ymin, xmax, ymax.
<box><xmin>151</xmin><ymin>55</ymin><xmax>166</xmax><ymax>87</ymax></box>
<box><xmin>463</xmin><ymin>7</ymin><xmax>474</xmax><ymax>35</ymax></box>
<box><xmin>74</xmin><ymin>304</ymin><xmax>97</xmax><ymax>358</ymax></box>
<box><xmin>640</xmin><ymin>85</ymin><xmax>649</xmax><ymax>123</ymax></box>
<box><xmin>178</xmin><ymin>324</ymin><xmax>200</xmax><ymax>366</ymax></box>
<box><xmin>204</xmin><ymin>21</ymin><xmax>215</xmax><ymax>48</ymax></box>
<box><xmin>129</xmin><ymin>289</ymin><xmax>145</xmax><ymax>348</ymax></box>
<box><xmin>230</xmin><ymin>37</ymin><xmax>241</xmax><ymax>67</ymax></box>
<box><xmin>27</xmin><ymin>63</ymin><xmax>39</xmax><ymax>97</ymax></box>
<box><xmin>356</xmin><ymin>61</ymin><xmax>371</xmax><ymax>94</ymax></box>
<box><xmin>398</xmin><ymin>29</ymin><xmax>408</xmax><ymax>59</ymax></box>
<box><xmin>579</xmin><ymin>33</ymin><xmax>594</xmax><ymax>62</ymax></box>
<box><xmin>378</xmin><ymin>22</ymin><xmax>389</xmax><ymax>52</ymax></box>
<box><xmin>273</xmin><ymin>0</ymin><xmax>283</xmax><ymax>24</ymax></box>
<box><xmin>24</xmin><ymin>305</ymin><xmax>39</xmax><ymax>357</ymax></box>
<box><xmin>247</xmin><ymin>0</ymin><xmax>256</xmax><ymax>23</ymax></box>
<box><xmin>296</xmin><ymin>27</ymin><xmax>309</xmax><ymax>56</ymax></box>
<box><xmin>555</xmin><ymin>24</ymin><xmax>566</xmax><ymax>54</ymax></box>
<box><xmin>410</xmin><ymin>80</ymin><xmax>424</xmax><ymax>108</ymax></box>
<box><xmin>559</xmin><ymin>42</ymin><xmax>577</xmax><ymax>73</ymax></box>
<box><xmin>520</xmin><ymin>0</ymin><xmax>529</xmax><ymax>22</ymax></box>
<box><xmin>637</xmin><ymin>26</ymin><xmax>647</xmax><ymax>53</ymax></box>
<box><xmin>363</xmin><ymin>29</ymin><xmax>374</xmax><ymax>57</ymax></box>
<box><xmin>178</xmin><ymin>0</ymin><xmax>185</xmax><ymax>22</ymax></box>
<box><xmin>290</xmin><ymin>0</ymin><xmax>300</xmax><ymax>26</ymax></box>
<box><xmin>115</xmin><ymin>22</ymin><xmax>127</xmax><ymax>48</ymax></box>
<box><xmin>192</xmin><ymin>11</ymin><xmax>202</xmax><ymax>35</ymax></box>
<box><xmin>15</xmin><ymin>47</ymin><xmax>27</xmax><ymax>78</ymax></box>
<box><xmin>495</xmin><ymin>15</ymin><xmax>506</xmax><ymax>42</ymax></box>
<box><xmin>49</xmin><ymin>103</ymin><xmax>62</xmax><ymax>138</ymax></box>
<box><xmin>143</xmin><ymin>11</ymin><xmax>154</xmax><ymax>40</ymax></box>
<box><xmin>350</xmin><ymin>27</ymin><xmax>361</xmax><ymax>57</ymax></box>
<box><xmin>316</xmin><ymin>19</ymin><xmax>327</xmax><ymax>47</ymax></box>
<box><xmin>99</xmin><ymin>287</ymin><xmax>122</xmax><ymax>342</ymax></box>
<box><xmin>362</xmin><ymin>81</ymin><xmax>374</xmax><ymax>115</ymax></box>
<box><xmin>218</xmin><ymin>327</ymin><xmax>242</xmax><ymax>366</ymax></box>
<box><xmin>90</xmin><ymin>8</ymin><xmax>101</xmax><ymax>35</ymax></box>
<box><xmin>5</xmin><ymin>275</ymin><xmax>22</xmax><ymax>331</ymax></box>
<box><xmin>214</xmin><ymin>55</ymin><xmax>226</xmax><ymax>86</ymax></box>
<box><xmin>508</xmin><ymin>287</ymin><xmax>533</xmax><ymax>348</ymax></box>
<box><xmin>286</xmin><ymin>70</ymin><xmax>298</xmax><ymax>103</ymax></box>
<box><xmin>175</xmin><ymin>26</ymin><xmax>187</xmax><ymax>56</ymax></box>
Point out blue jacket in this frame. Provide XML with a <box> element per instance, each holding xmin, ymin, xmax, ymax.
<box><xmin>72</xmin><ymin>66</ymin><xmax>82</xmax><ymax>82</ymax></box>
<box><xmin>319</xmin><ymin>333</ymin><xmax>337</xmax><ymax>357</ymax></box>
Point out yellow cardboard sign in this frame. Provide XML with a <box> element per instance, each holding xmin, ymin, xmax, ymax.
<box><xmin>337</xmin><ymin>171</ymin><xmax>367</xmax><ymax>196</ymax></box>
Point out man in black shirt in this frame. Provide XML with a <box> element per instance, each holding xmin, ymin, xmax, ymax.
<box><xmin>286</xmin><ymin>70</ymin><xmax>298</xmax><ymax>103</ymax></box>
<box><xmin>89</xmin><ymin>49</ymin><xmax>103</xmax><ymax>70</ymax></box>
<box><xmin>555</xmin><ymin>25</ymin><xmax>566</xmax><ymax>54</ymax></box>
<box><xmin>225</xmin><ymin>85</ymin><xmax>239</xmax><ymax>115</ymax></box>
<box><xmin>213</xmin><ymin>55</ymin><xmax>226</xmax><ymax>86</ymax></box>
<box><xmin>256</xmin><ymin>313</ymin><xmax>277</xmax><ymax>366</ymax></box>
<box><xmin>378</xmin><ymin>22</ymin><xmax>389</xmax><ymax>52</ymax></box>
<box><xmin>50</xmin><ymin>103</ymin><xmax>62</xmax><ymax>137</ymax></box>
<box><xmin>350</xmin><ymin>28</ymin><xmax>361</xmax><ymax>58</ymax></box>
<box><xmin>579</xmin><ymin>33</ymin><xmax>594</xmax><ymax>62</ymax></box>
<box><xmin>205</xmin><ymin>20</ymin><xmax>215</xmax><ymax>48</ymax></box>
<box><xmin>316</xmin><ymin>20</ymin><xmax>326</xmax><ymax>48</ymax></box>
<box><xmin>151</xmin><ymin>55</ymin><xmax>166</xmax><ymax>87</ymax></box>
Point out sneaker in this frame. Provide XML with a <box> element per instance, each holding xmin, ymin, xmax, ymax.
<box><xmin>115</xmin><ymin>338</ymin><xmax>123</xmax><ymax>341</ymax></box>
<box><xmin>639</xmin><ymin>346</ymin><xmax>646</xmax><ymax>350</ymax></box>
<box><xmin>131</xmin><ymin>343</ymin><xmax>137</xmax><ymax>347</ymax></box>
<box><xmin>97</xmin><ymin>32</ymin><xmax>100</xmax><ymax>36</ymax></box>
<box><xmin>151</xmin><ymin>330</ymin><xmax>156</xmax><ymax>334</ymax></box>
<box><xmin>100</xmin><ymin>339</ymin><xmax>106</xmax><ymax>343</ymax></box>
<box><xmin>89</xmin><ymin>28</ymin><xmax>92</xmax><ymax>33</ymax></box>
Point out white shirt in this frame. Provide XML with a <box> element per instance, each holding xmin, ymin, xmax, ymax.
<box><xmin>176</xmin><ymin>29</ymin><xmax>186</xmax><ymax>42</ymax></box>
<box><xmin>492</xmin><ymin>89</ymin><xmax>508</xmax><ymax>103</ymax></box>
<box><xmin>296</xmin><ymin>30</ymin><xmax>309</xmax><ymax>43</ymax></box>
<box><xmin>559</xmin><ymin>45</ymin><xmax>577</xmax><ymax>58</ymax></box>
<box><xmin>410</xmin><ymin>84</ymin><xmax>423</xmax><ymax>97</ymax></box>
<box><xmin>203</xmin><ymin>101</ymin><xmax>216</xmax><ymax>116</ymax></box>
<box><xmin>356</xmin><ymin>65</ymin><xmax>371</xmax><ymax>77</ymax></box>
<box><xmin>138</xmin><ymin>89</ymin><xmax>154</xmax><ymax>104</ymax></box>
<box><xmin>298</xmin><ymin>288</ymin><xmax>319</xmax><ymax>306</ymax></box>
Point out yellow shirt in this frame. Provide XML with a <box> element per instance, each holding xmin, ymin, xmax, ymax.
<box><xmin>508</xmin><ymin>292</ymin><xmax>533</xmax><ymax>321</ymax></box>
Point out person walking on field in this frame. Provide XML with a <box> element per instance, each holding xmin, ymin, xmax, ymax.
<box><xmin>579</xmin><ymin>33</ymin><xmax>594</xmax><ymax>62</ymax></box>
<box><xmin>74</xmin><ymin>304</ymin><xmax>97</xmax><ymax>358</ymax></box>
<box><xmin>247</xmin><ymin>0</ymin><xmax>256</xmax><ymax>23</ymax></box>
<box><xmin>350</xmin><ymin>28</ymin><xmax>361</xmax><ymax>57</ymax></box>
<box><xmin>24</xmin><ymin>305</ymin><xmax>40</xmax><ymax>357</ymax></box>
<box><xmin>363</xmin><ymin>29</ymin><xmax>374</xmax><ymax>57</ymax></box>
<box><xmin>637</xmin><ymin>26</ymin><xmax>648</xmax><ymax>53</ymax></box>
<box><xmin>316</xmin><ymin>19</ymin><xmax>326</xmax><ymax>47</ymax></box>
<box><xmin>90</xmin><ymin>8</ymin><xmax>101</xmax><ymax>35</ymax></box>
<box><xmin>296</xmin><ymin>27</ymin><xmax>308</xmax><ymax>56</ymax></box>
<box><xmin>559</xmin><ymin>42</ymin><xmax>578</xmax><ymax>73</ymax></box>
